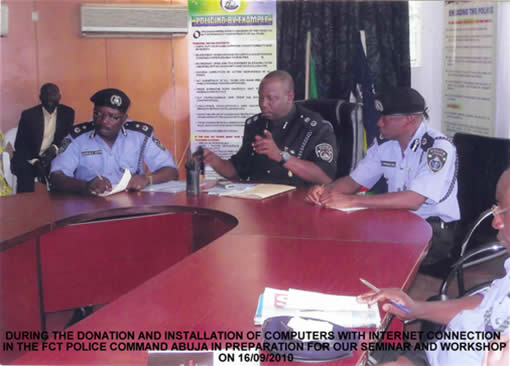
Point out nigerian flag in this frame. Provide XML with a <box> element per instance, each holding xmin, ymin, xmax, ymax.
<box><xmin>306</xmin><ymin>31</ymin><xmax>319</xmax><ymax>99</ymax></box>
<box><xmin>309</xmin><ymin>53</ymin><xmax>319</xmax><ymax>99</ymax></box>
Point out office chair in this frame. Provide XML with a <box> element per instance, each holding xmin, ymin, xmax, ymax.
<box><xmin>452</xmin><ymin>132</ymin><xmax>510</xmax><ymax>290</ymax></box>
<box><xmin>446</xmin><ymin>133</ymin><xmax>510</xmax><ymax>294</ymax></box>
<box><xmin>417</xmin><ymin>242</ymin><xmax>506</xmax><ymax>343</ymax></box>
<box><xmin>453</xmin><ymin>133</ymin><xmax>510</xmax><ymax>249</ymax></box>
<box><xmin>295</xmin><ymin>99</ymin><xmax>364</xmax><ymax>178</ymax></box>
<box><xmin>402</xmin><ymin>212</ymin><xmax>506</xmax><ymax>347</ymax></box>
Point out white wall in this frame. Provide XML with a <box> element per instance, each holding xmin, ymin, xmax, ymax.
<box><xmin>412</xmin><ymin>1</ymin><xmax>510</xmax><ymax>138</ymax></box>
<box><xmin>410</xmin><ymin>1</ymin><xmax>444</xmax><ymax>132</ymax></box>
<box><xmin>495</xmin><ymin>2</ymin><xmax>510</xmax><ymax>138</ymax></box>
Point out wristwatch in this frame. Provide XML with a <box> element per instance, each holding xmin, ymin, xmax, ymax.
<box><xmin>279</xmin><ymin>151</ymin><xmax>291</xmax><ymax>165</ymax></box>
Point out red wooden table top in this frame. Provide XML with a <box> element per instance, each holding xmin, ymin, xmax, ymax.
<box><xmin>2</xmin><ymin>188</ymin><xmax>432</xmax><ymax>365</ymax></box>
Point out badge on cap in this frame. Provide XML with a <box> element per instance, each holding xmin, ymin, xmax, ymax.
<box><xmin>427</xmin><ymin>148</ymin><xmax>447</xmax><ymax>173</ymax></box>
<box><xmin>315</xmin><ymin>143</ymin><xmax>334</xmax><ymax>163</ymax></box>
<box><xmin>110</xmin><ymin>95</ymin><xmax>122</xmax><ymax>107</ymax></box>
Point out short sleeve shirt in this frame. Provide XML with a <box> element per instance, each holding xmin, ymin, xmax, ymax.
<box><xmin>230</xmin><ymin>104</ymin><xmax>338</xmax><ymax>186</ymax></box>
<box><xmin>350</xmin><ymin>122</ymin><xmax>460</xmax><ymax>222</ymax></box>
<box><xmin>51</xmin><ymin>120</ymin><xmax>176</xmax><ymax>184</ymax></box>
<box><xmin>427</xmin><ymin>258</ymin><xmax>510</xmax><ymax>365</ymax></box>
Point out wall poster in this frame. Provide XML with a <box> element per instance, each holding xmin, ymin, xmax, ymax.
<box><xmin>442</xmin><ymin>1</ymin><xmax>497</xmax><ymax>137</ymax></box>
<box><xmin>188</xmin><ymin>0</ymin><xmax>277</xmax><ymax>177</ymax></box>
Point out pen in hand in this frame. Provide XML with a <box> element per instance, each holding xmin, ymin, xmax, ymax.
<box><xmin>360</xmin><ymin>278</ymin><xmax>411</xmax><ymax>314</ymax></box>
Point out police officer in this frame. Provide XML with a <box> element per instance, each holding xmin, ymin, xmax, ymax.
<box><xmin>199</xmin><ymin>70</ymin><xmax>337</xmax><ymax>186</ymax></box>
<box><xmin>50</xmin><ymin>88</ymin><xmax>178</xmax><ymax>195</ymax></box>
<box><xmin>306</xmin><ymin>87</ymin><xmax>460</xmax><ymax>274</ymax></box>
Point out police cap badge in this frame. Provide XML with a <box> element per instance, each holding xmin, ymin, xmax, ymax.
<box><xmin>374</xmin><ymin>87</ymin><xmax>426</xmax><ymax>116</ymax></box>
<box><xmin>90</xmin><ymin>88</ymin><xmax>131</xmax><ymax>112</ymax></box>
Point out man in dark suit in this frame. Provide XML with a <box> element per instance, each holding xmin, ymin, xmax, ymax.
<box><xmin>12</xmin><ymin>83</ymin><xmax>75</xmax><ymax>193</ymax></box>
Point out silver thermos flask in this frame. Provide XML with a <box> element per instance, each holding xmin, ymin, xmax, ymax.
<box><xmin>185</xmin><ymin>153</ymin><xmax>200</xmax><ymax>195</ymax></box>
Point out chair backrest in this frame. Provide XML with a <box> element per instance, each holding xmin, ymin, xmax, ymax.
<box><xmin>4</xmin><ymin>127</ymin><xmax>17</xmax><ymax>151</ymax></box>
<box><xmin>295</xmin><ymin>99</ymin><xmax>364</xmax><ymax>178</ymax></box>
<box><xmin>1</xmin><ymin>152</ymin><xmax>16</xmax><ymax>193</ymax></box>
<box><xmin>453</xmin><ymin>132</ymin><xmax>510</xmax><ymax>248</ymax></box>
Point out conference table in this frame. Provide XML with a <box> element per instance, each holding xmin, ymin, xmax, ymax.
<box><xmin>1</xmin><ymin>187</ymin><xmax>432</xmax><ymax>365</ymax></box>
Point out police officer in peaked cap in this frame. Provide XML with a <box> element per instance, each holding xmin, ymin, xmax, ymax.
<box><xmin>50</xmin><ymin>88</ymin><xmax>178</xmax><ymax>195</ymax></box>
<box><xmin>307</xmin><ymin>87</ymin><xmax>460</xmax><ymax>277</ymax></box>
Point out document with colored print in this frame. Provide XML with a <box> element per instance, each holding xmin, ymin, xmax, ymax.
<box><xmin>255</xmin><ymin>287</ymin><xmax>380</xmax><ymax>328</ymax></box>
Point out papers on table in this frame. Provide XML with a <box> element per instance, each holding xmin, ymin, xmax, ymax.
<box><xmin>98</xmin><ymin>168</ymin><xmax>131</xmax><ymax>197</ymax></box>
<box><xmin>142</xmin><ymin>180</ymin><xmax>187</xmax><ymax>193</ymax></box>
<box><xmin>204</xmin><ymin>182</ymin><xmax>257</xmax><ymax>196</ymax></box>
<box><xmin>254</xmin><ymin>288</ymin><xmax>380</xmax><ymax>328</ymax></box>
<box><xmin>204</xmin><ymin>182</ymin><xmax>295</xmax><ymax>200</ymax></box>
<box><xmin>327</xmin><ymin>206</ymin><xmax>367</xmax><ymax>213</ymax></box>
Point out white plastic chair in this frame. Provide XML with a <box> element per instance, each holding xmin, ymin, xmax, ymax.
<box><xmin>2</xmin><ymin>127</ymin><xmax>18</xmax><ymax>193</ymax></box>
<box><xmin>4</xmin><ymin>127</ymin><xmax>17</xmax><ymax>151</ymax></box>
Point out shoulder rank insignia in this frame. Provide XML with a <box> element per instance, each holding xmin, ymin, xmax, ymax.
<box><xmin>315</xmin><ymin>143</ymin><xmax>334</xmax><ymax>163</ymax></box>
<box><xmin>152</xmin><ymin>136</ymin><xmax>165</xmax><ymax>151</ymax></box>
<box><xmin>124</xmin><ymin>121</ymin><xmax>153</xmax><ymax>137</ymax></box>
<box><xmin>376</xmin><ymin>134</ymin><xmax>389</xmax><ymax>145</ymax></box>
<box><xmin>70</xmin><ymin>122</ymin><xmax>95</xmax><ymax>138</ymax></box>
<box><xmin>410</xmin><ymin>138</ymin><xmax>420</xmax><ymax>152</ymax></box>
<box><xmin>421</xmin><ymin>133</ymin><xmax>434</xmax><ymax>151</ymax></box>
<box><xmin>427</xmin><ymin>148</ymin><xmax>448</xmax><ymax>173</ymax></box>
<box><xmin>58</xmin><ymin>137</ymin><xmax>72</xmax><ymax>154</ymax></box>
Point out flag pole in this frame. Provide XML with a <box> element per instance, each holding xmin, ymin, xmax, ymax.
<box><xmin>305</xmin><ymin>31</ymin><xmax>311</xmax><ymax>100</ymax></box>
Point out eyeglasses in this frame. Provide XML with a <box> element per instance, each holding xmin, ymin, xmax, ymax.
<box><xmin>491</xmin><ymin>204</ymin><xmax>510</xmax><ymax>217</ymax></box>
<box><xmin>93</xmin><ymin>110</ymin><xmax>124</xmax><ymax>122</ymax></box>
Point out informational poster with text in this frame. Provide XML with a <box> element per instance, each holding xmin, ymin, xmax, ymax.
<box><xmin>442</xmin><ymin>1</ymin><xmax>497</xmax><ymax>137</ymax></box>
<box><xmin>188</xmin><ymin>0</ymin><xmax>277</xmax><ymax>178</ymax></box>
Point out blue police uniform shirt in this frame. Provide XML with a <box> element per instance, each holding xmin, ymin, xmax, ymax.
<box><xmin>427</xmin><ymin>257</ymin><xmax>510</xmax><ymax>365</ymax></box>
<box><xmin>51</xmin><ymin>120</ymin><xmax>176</xmax><ymax>183</ymax></box>
<box><xmin>350</xmin><ymin>122</ymin><xmax>460</xmax><ymax>222</ymax></box>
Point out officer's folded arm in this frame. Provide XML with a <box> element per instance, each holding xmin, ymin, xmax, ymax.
<box><xmin>127</xmin><ymin>166</ymin><xmax>178</xmax><ymax>190</ymax></box>
<box><xmin>281</xmin><ymin>156</ymin><xmax>332</xmax><ymax>185</ymax></box>
<box><xmin>150</xmin><ymin>166</ymin><xmax>178</xmax><ymax>183</ymax></box>
<box><xmin>347</xmin><ymin>190</ymin><xmax>427</xmax><ymax>211</ymax></box>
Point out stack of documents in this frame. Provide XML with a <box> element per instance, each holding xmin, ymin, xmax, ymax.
<box><xmin>142</xmin><ymin>180</ymin><xmax>187</xmax><ymax>193</ymax></box>
<box><xmin>205</xmin><ymin>182</ymin><xmax>295</xmax><ymax>199</ymax></box>
<box><xmin>254</xmin><ymin>288</ymin><xmax>380</xmax><ymax>328</ymax></box>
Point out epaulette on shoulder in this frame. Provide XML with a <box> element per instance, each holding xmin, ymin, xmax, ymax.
<box><xmin>298</xmin><ymin>113</ymin><xmax>322</xmax><ymax>129</ymax></box>
<box><xmin>124</xmin><ymin>121</ymin><xmax>153</xmax><ymax>137</ymax></box>
<box><xmin>245</xmin><ymin>113</ymin><xmax>262</xmax><ymax>126</ymax></box>
<box><xmin>71</xmin><ymin>122</ymin><xmax>95</xmax><ymax>138</ymax></box>
<box><xmin>420</xmin><ymin>133</ymin><xmax>434</xmax><ymax>151</ymax></box>
<box><xmin>376</xmin><ymin>134</ymin><xmax>389</xmax><ymax>145</ymax></box>
<box><xmin>297</xmin><ymin>105</ymin><xmax>328</xmax><ymax>130</ymax></box>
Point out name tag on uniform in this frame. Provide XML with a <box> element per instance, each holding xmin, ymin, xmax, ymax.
<box><xmin>81</xmin><ymin>150</ymin><xmax>103</xmax><ymax>156</ymax></box>
<box><xmin>381</xmin><ymin>160</ymin><xmax>396</xmax><ymax>167</ymax></box>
